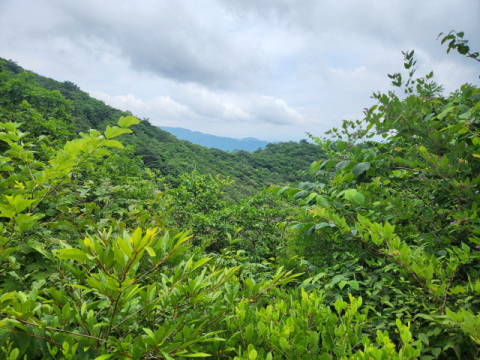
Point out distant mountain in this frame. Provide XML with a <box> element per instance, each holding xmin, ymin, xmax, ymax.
<box><xmin>160</xmin><ymin>127</ymin><xmax>271</xmax><ymax>152</ymax></box>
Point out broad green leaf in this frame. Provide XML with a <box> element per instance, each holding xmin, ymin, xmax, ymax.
<box><xmin>419</xmin><ymin>333</ymin><xmax>429</xmax><ymax>346</ymax></box>
<box><xmin>351</xmin><ymin>162</ymin><xmax>370</xmax><ymax>176</ymax></box>
<box><xmin>343</xmin><ymin>172</ymin><xmax>354</xmax><ymax>182</ymax></box>
<box><xmin>105</xmin><ymin>125</ymin><xmax>132</xmax><ymax>139</ymax></box>
<box><xmin>326</xmin><ymin>160</ymin><xmax>337</xmax><ymax>171</ymax></box>
<box><xmin>104</xmin><ymin>140</ymin><xmax>124</xmax><ymax>148</ymax></box>
<box><xmin>315</xmin><ymin>222</ymin><xmax>334</xmax><ymax>230</ymax></box>
<box><xmin>5</xmin><ymin>195</ymin><xmax>34</xmax><ymax>213</ymax></box>
<box><xmin>353</xmin><ymin>192</ymin><xmax>365</xmax><ymax>205</ymax></box>
<box><xmin>117</xmin><ymin>238</ymin><xmax>133</xmax><ymax>259</ymax></box>
<box><xmin>184</xmin><ymin>354</ymin><xmax>213</xmax><ymax>357</ymax></box>
<box><xmin>275</xmin><ymin>186</ymin><xmax>289</xmax><ymax>196</ymax></box>
<box><xmin>143</xmin><ymin>328</ymin><xmax>156</xmax><ymax>341</ymax></box>
<box><xmin>336</xmin><ymin>161</ymin><xmax>350</xmax><ymax>171</ymax></box>
<box><xmin>344</xmin><ymin>189</ymin><xmax>357</xmax><ymax>201</ymax></box>
<box><xmin>348</xmin><ymin>280</ymin><xmax>359</xmax><ymax>290</ymax></box>
<box><xmin>474</xmin><ymin>280</ymin><xmax>480</xmax><ymax>294</ymax></box>
<box><xmin>118</xmin><ymin>115</ymin><xmax>140</xmax><ymax>128</ymax></box>
<box><xmin>55</xmin><ymin>248</ymin><xmax>92</xmax><ymax>262</ymax></box>
<box><xmin>94</xmin><ymin>355</ymin><xmax>116</xmax><ymax>360</ymax></box>
<box><xmin>431</xmin><ymin>348</ymin><xmax>442</xmax><ymax>358</ymax></box>
<box><xmin>279</xmin><ymin>337</ymin><xmax>288</xmax><ymax>351</ymax></box>
<box><xmin>330</xmin><ymin>275</ymin><xmax>344</xmax><ymax>287</ymax></box>
<box><xmin>145</xmin><ymin>246</ymin><xmax>156</xmax><ymax>257</ymax></box>
<box><xmin>424</xmin><ymin>263</ymin><xmax>434</xmax><ymax>281</ymax></box>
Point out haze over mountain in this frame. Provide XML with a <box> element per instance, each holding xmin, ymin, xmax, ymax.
<box><xmin>160</xmin><ymin>127</ymin><xmax>270</xmax><ymax>152</ymax></box>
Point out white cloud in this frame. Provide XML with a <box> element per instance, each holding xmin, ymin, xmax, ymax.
<box><xmin>48</xmin><ymin>0</ymin><xmax>270</xmax><ymax>91</ymax></box>
<box><xmin>0</xmin><ymin>0</ymin><xmax>478</xmax><ymax>142</ymax></box>
<box><xmin>89</xmin><ymin>84</ymin><xmax>303</xmax><ymax>127</ymax></box>
<box><xmin>87</xmin><ymin>91</ymin><xmax>194</xmax><ymax>120</ymax></box>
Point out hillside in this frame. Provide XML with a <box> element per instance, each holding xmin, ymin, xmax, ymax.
<box><xmin>0</xmin><ymin>58</ymin><xmax>325</xmax><ymax>200</ymax></box>
<box><xmin>160</xmin><ymin>126</ymin><xmax>270</xmax><ymax>152</ymax></box>
<box><xmin>0</xmin><ymin>31</ymin><xmax>479</xmax><ymax>360</ymax></box>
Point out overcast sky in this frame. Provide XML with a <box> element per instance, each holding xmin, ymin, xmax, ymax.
<box><xmin>1</xmin><ymin>0</ymin><xmax>479</xmax><ymax>141</ymax></box>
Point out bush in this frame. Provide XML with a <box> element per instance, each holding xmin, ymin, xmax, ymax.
<box><xmin>269</xmin><ymin>32</ymin><xmax>480</xmax><ymax>359</ymax></box>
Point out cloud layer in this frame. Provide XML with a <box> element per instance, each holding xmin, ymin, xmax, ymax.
<box><xmin>1</xmin><ymin>0</ymin><xmax>479</xmax><ymax>141</ymax></box>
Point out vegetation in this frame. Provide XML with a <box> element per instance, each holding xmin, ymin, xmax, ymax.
<box><xmin>0</xmin><ymin>31</ymin><xmax>478</xmax><ymax>359</ymax></box>
<box><xmin>269</xmin><ymin>31</ymin><xmax>480</xmax><ymax>359</ymax></box>
<box><xmin>0</xmin><ymin>57</ymin><xmax>326</xmax><ymax>201</ymax></box>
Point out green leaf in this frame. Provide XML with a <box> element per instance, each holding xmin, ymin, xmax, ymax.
<box><xmin>275</xmin><ymin>186</ymin><xmax>289</xmax><ymax>196</ymax></box>
<box><xmin>336</xmin><ymin>161</ymin><xmax>350</xmax><ymax>171</ymax></box>
<box><xmin>351</xmin><ymin>162</ymin><xmax>370</xmax><ymax>176</ymax></box>
<box><xmin>161</xmin><ymin>350</ymin><xmax>176</xmax><ymax>360</ymax></box>
<box><xmin>330</xmin><ymin>275</ymin><xmax>343</xmax><ymax>287</ymax></box>
<box><xmin>104</xmin><ymin>140</ymin><xmax>124</xmax><ymax>148</ymax></box>
<box><xmin>315</xmin><ymin>222</ymin><xmax>334</xmax><ymax>230</ymax></box>
<box><xmin>474</xmin><ymin>280</ymin><xmax>480</xmax><ymax>294</ymax></box>
<box><xmin>279</xmin><ymin>337</ymin><xmax>288</xmax><ymax>351</ymax></box>
<box><xmin>348</xmin><ymin>280</ymin><xmax>359</xmax><ymax>290</ymax></box>
<box><xmin>143</xmin><ymin>328</ymin><xmax>156</xmax><ymax>341</ymax></box>
<box><xmin>244</xmin><ymin>324</ymin><xmax>254</xmax><ymax>341</ymax></box>
<box><xmin>316</xmin><ymin>195</ymin><xmax>327</xmax><ymax>206</ymax></box>
<box><xmin>55</xmin><ymin>248</ymin><xmax>92</xmax><ymax>262</ymax></box>
<box><xmin>117</xmin><ymin>238</ymin><xmax>132</xmax><ymax>259</ymax></box>
<box><xmin>424</xmin><ymin>264</ymin><xmax>434</xmax><ymax>281</ymax></box>
<box><xmin>326</xmin><ymin>160</ymin><xmax>337</xmax><ymax>171</ymax></box>
<box><xmin>5</xmin><ymin>195</ymin><xmax>34</xmax><ymax>213</ymax></box>
<box><xmin>293</xmin><ymin>190</ymin><xmax>308</xmax><ymax>200</ymax></box>
<box><xmin>343</xmin><ymin>172</ymin><xmax>354</xmax><ymax>182</ymax></box>
<box><xmin>344</xmin><ymin>189</ymin><xmax>357</xmax><ymax>201</ymax></box>
<box><xmin>459</xmin><ymin>109</ymin><xmax>472</xmax><ymax>119</ymax></box>
<box><xmin>118</xmin><ymin>115</ymin><xmax>140</xmax><ymax>128</ymax></box>
<box><xmin>353</xmin><ymin>192</ymin><xmax>365</xmax><ymax>205</ymax></box>
<box><xmin>431</xmin><ymin>348</ymin><xmax>441</xmax><ymax>358</ymax></box>
<box><xmin>183</xmin><ymin>353</ymin><xmax>213</xmax><ymax>357</ymax></box>
<box><xmin>145</xmin><ymin>246</ymin><xmax>156</xmax><ymax>257</ymax></box>
<box><xmin>105</xmin><ymin>125</ymin><xmax>132</xmax><ymax>139</ymax></box>
<box><xmin>95</xmin><ymin>355</ymin><xmax>116</xmax><ymax>360</ymax></box>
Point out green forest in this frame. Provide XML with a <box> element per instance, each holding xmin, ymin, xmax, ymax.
<box><xmin>1</xmin><ymin>57</ymin><xmax>325</xmax><ymax>202</ymax></box>
<box><xmin>0</xmin><ymin>30</ymin><xmax>479</xmax><ymax>360</ymax></box>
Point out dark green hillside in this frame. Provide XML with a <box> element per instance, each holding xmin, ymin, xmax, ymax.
<box><xmin>1</xmin><ymin>57</ymin><xmax>325</xmax><ymax>199</ymax></box>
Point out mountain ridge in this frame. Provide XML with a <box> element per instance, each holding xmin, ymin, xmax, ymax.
<box><xmin>160</xmin><ymin>126</ymin><xmax>271</xmax><ymax>152</ymax></box>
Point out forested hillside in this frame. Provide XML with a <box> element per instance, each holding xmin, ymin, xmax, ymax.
<box><xmin>0</xmin><ymin>57</ymin><xmax>324</xmax><ymax>200</ymax></box>
<box><xmin>0</xmin><ymin>31</ymin><xmax>479</xmax><ymax>360</ymax></box>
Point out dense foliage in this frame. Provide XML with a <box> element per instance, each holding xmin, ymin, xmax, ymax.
<box><xmin>270</xmin><ymin>31</ymin><xmax>480</xmax><ymax>359</ymax></box>
<box><xmin>0</xmin><ymin>30</ymin><xmax>478</xmax><ymax>359</ymax></box>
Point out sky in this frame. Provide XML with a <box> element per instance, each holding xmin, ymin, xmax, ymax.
<box><xmin>1</xmin><ymin>0</ymin><xmax>479</xmax><ymax>142</ymax></box>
